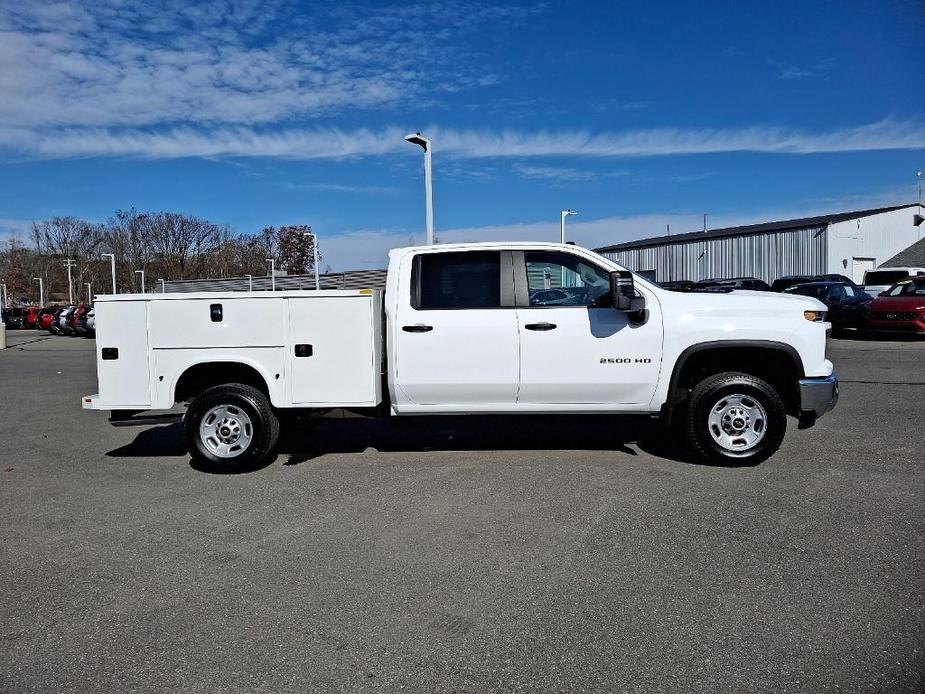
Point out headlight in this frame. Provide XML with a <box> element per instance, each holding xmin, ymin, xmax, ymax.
<box><xmin>804</xmin><ymin>310</ymin><xmax>828</xmax><ymax>322</ymax></box>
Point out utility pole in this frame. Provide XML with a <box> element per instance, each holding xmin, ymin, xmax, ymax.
<box><xmin>63</xmin><ymin>258</ymin><xmax>76</xmax><ymax>304</ymax></box>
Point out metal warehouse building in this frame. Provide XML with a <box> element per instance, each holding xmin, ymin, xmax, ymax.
<box><xmin>595</xmin><ymin>203</ymin><xmax>925</xmax><ymax>285</ymax></box>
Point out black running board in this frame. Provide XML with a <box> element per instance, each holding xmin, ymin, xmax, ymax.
<box><xmin>109</xmin><ymin>411</ymin><xmax>183</xmax><ymax>427</ymax></box>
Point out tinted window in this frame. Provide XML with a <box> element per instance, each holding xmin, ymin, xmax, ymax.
<box><xmin>417</xmin><ymin>251</ymin><xmax>501</xmax><ymax>309</ymax></box>
<box><xmin>865</xmin><ymin>270</ymin><xmax>908</xmax><ymax>286</ymax></box>
<box><xmin>524</xmin><ymin>251</ymin><xmax>611</xmax><ymax>306</ymax></box>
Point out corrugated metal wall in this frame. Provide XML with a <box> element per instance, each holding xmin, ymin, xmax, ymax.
<box><xmin>598</xmin><ymin>226</ymin><xmax>828</xmax><ymax>283</ymax></box>
<box><xmin>161</xmin><ymin>269</ymin><xmax>388</xmax><ymax>293</ymax></box>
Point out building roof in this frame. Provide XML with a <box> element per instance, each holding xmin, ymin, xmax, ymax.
<box><xmin>595</xmin><ymin>203</ymin><xmax>921</xmax><ymax>253</ymax></box>
<box><xmin>882</xmin><ymin>236</ymin><xmax>925</xmax><ymax>267</ymax></box>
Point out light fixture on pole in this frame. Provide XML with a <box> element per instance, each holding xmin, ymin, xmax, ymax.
<box><xmin>245</xmin><ymin>274</ymin><xmax>253</xmax><ymax>292</ymax></box>
<box><xmin>135</xmin><ymin>269</ymin><xmax>145</xmax><ymax>294</ymax></box>
<box><xmin>918</xmin><ymin>171</ymin><xmax>923</xmax><ymax>204</ymax></box>
<box><xmin>301</xmin><ymin>229</ymin><xmax>321</xmax><ymax>290</ymax></box>
<box><xmin>560</xmin><ymin>209</ymin><xmax>577</xmax><ymax>243</ymax></box>
<box><xmin>33</xmin><ymin>277</ymin><xmax>44</xmax><ymax>306</ymax></box>
<box><xmin>404</xmin><ymin>132</ymin><xmax>434</xmax><ymax>245</ymax></box>
<box><xmin>267</xmin><ymin>258</ymin><xmax>275</xmax><ymax>291</ymax></box>
<box><xmin>101</xmin><ymin>253</ymin><xmax>116</xmax><ymax>294</ymax></box>
<box><xmin>86</xmin><ymin>283</ymin><xmax>92</xmax><ymax>303</ymax></box>
<box><xmin>1</xmin><ymin>282</ymin><xmax>6</xmax><ymax>308</ymax></box>
<box><xmin>158</xmin><ymin>278</ymin><xmax>165</xmax><ymax>293</ymax></box>
<box><xmin>63</xmin><ymin>258</ymin><xmax>76</xmax><ymax>304</ymax></box>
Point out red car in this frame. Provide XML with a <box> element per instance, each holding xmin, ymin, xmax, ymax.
<box><xmin>36</xmin><ymin>307</ymin><xmax>57</xmax><ymax>330</ymax></box>
<box><xmin>866</xmin><ymin>277</ymin><xmax>925</xmax><ymax>334</ymax></box>
<box><xmin>23</xmin><ymin>306</ymin><xmax>41</xmax><ymax>328</ymax></box>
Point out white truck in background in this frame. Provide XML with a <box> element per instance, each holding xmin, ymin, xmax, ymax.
<box><xmin>83</xmin><ymin>242</ymin><xmax>838</xmax><ymax>468</ymax></box>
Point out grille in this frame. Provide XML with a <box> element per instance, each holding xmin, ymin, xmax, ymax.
<box><xmin>874</xmin><ymin>311</ymin><xmax>917</xmax><ymax>321</ymax></box>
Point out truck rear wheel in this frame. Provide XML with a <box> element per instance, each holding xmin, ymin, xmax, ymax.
<box><xmin>184</xmin><ymin>383</ymin><xmax>280</xmax><ymax>471</ymax></box>
<box><xmin>684</xmin><ymin>371</ymin><xmax>786</xmax><ymax>465</ymax></box>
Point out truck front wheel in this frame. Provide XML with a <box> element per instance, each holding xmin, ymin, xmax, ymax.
<box><xmin>684</xmin><ymin>371</ymin><xmax>786</xmax><ymax>465</ymax></box>
<box><xmin>184</xmin><ymin>383</ymin><xmax>280</xmax><ymax>471</ymax></box>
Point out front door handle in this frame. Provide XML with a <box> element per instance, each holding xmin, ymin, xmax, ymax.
<box><xmin>524</xmin><ymin>322</ymin><xmax>557</xmax><ymax>331</ymax></box>
<box><xmin>402</xmin><ymin>324</ymin><xmax>433</xmax><ymax>333</ymax></box>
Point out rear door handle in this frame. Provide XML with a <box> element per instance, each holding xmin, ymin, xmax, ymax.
<box><xmin>524</xmin><ymin>322</ymin><xmax>557</xmax><ymax>331</ymax></box>
<box><xmin>402</xmin><ymin>324</ymin><xmax>433</xmax><ymax>333</ymax></box>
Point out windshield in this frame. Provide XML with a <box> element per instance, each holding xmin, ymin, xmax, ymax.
<box><xmin>884</xmin><ymin>279</ymin><xmax>925</xmax><ymax>296</ymax></box>
<box><xmin>865</xmin><ymin>270</ymin><xmax>909</xmax><ymax>286</ymax></box>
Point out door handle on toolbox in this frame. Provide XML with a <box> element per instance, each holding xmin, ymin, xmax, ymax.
<box><xmin>402</xmin><ymin>324</ymin><xmax>434</xmax><ymax>332</ymax></box>
<box><xmin>524</xmin><ymin>322</ymin><xmax>557</xmax><ymax>331</ymax></box>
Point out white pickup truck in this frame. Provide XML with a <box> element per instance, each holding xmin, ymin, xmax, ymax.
<box><xmin>83</xmin><ymin>242</ymin><xmax>838</xmax><ymax>468</ymax></box>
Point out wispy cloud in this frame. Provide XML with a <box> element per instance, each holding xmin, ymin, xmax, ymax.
<box><xmin>513</xmin><ymin>164</ymin><xmax>631</xmax><ymax>184</ymax></box>
<box><xmin>0</xmin><ymin>1</ymin><xmax>535</xmax><ymax>129</ymax></box>
<box><xmin>287</xmin><ymin>182</ymin><xmax>399</xmax><ymax>195</ymax></box>
<box><xmin>771</xmin><ymin>57</ymin><xmax>837</xmax><ymax>81</ymax></box>
<box><xmin>2</xmin><ymin>119</ymin><xmax>922</xmax><ymax>161</ymax></box>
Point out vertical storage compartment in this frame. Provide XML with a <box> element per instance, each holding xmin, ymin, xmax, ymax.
<box><xmin>95</xmin><ymin>300</ymin><xmax>152</xmax><ymax>407</ymax></box>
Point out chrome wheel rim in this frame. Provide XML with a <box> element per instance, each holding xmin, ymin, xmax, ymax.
<box><xmin>707</xmin><ymin>393</ymin><xmax>767</xmax><ymax>452</ymax></box>
<box><xmin>199</xmin><ymin>405</ymin><xmax>253</xmax><ymax>459</ymax></box>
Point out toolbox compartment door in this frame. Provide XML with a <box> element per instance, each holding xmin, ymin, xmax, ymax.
<box><xmin>95</xmin><ymin>301</ymin><xmax>152</xmax><ymax>407</ymax></box>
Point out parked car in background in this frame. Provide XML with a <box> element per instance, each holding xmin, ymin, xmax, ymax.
<box><xmin>3</xmin><ymin>307</ymin><xmax>25</xmax><ymax>329</ymax></box>
<box><xmin>865</xmin><ymin>277</ymin><xmax>925</xmax><ymax>335</ymax></box>
<box><xmin>784</xmin><ymin>281</ymin><xmax>872</xmax><ymax>334</ymax></box>
<box><xmin>68</xmin><ymin>305</ymin><xmax>90</xmax><ymax>335</ymax></box>
<box><xmin>57</xmin><ymin>306</ymin><xmax>77</xmax><ymax>335</ymax></box>
<box><xmin>659</xmin><ymin>280</ymin><xmax>699</xmax><ymax>292</ymax></box>
<box><xmin>75</xmin><ymin>305</ymin><xmax>95</xmax><ymax>336</ymax></box>
<box><xmin>771</xmin><ymin>274</ymin><xmax>859</xmax><ymax>293</ymax></box>
<box><xmin>49</xmin><ymin>308</ymin><xmax>65</xmax><ymax>334</ymax></box>
<box><xmin>35</xmin><ymin>308</ymin><xmax>57</xmax><ymax>330</ymax></box>
<box><xmin>695</xmin><ymin>277</ymin><xmax>773</xmax><ymax>292</ymax></box>
<box><xmin>22</xmin><ymin>306</ymin><xmax>41</xmax><ymax>328</ymax></box>
<box><xmin>85</xmin><ymin>308</ymin><xmax>95</xmax><ymax>337</ymax></box>
<box><xmin>862</xmin><ymin>267</ymin><xmax>925</xmax><ymax>297</ymax></box>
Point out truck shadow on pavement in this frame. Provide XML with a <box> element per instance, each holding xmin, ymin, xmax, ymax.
<box><xmin>107</xmin><ymin>415</ymin><xmax>698</xmax><ymax>473</ymax></box>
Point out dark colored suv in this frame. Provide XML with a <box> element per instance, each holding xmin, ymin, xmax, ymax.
<box><xmin>784</xmin><ymin>281</ymin><xmax>872</xmax><ymax>333</ymax></box>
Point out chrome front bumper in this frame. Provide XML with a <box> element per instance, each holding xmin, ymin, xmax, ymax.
<box><xmin>798</xmin><ymin>373</ymin><xmax>839</xmax><ymax>420</ymax></box>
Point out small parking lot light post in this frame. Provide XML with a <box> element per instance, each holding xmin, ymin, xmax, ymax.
<box><xmin>135</xmin><ymin>270</ymin><xmax>145</xmax><ymax>294</ymax></box>
<box><xmin>101</xmin><ymin>253</ymin><xmax>116</xmax><ymax>294</ymax></box>
<box><xmin>267</xmin><ymin>259</ymin><xmax>276</xmax><ymax>291</ymax></box>
<box><xmin>301</xmin><ymin>230</ymin><xmax>321</xmax><ymax>290</ymax></box>
<box><xmin>33</xmin><ymin>277</ymin><xmax>44</xmax><ymax>307</ymax></box>
<box><xmin>86</xmin><ymin>283</ymin><xmax>92</xmax><ymax>303</ymax></box>
<box><xmin>246</xmin><ymin>274</ymin><xmax>253</xmax><ymax>292</ymax></box>
<box><xmin>63</xmin><ymin>259</ymin><xmax>76</xmax><ymax>304</ymax></box>
<box><xmin>158</xmin><ymin>278</ymin><xmax>165</xmax><ymax>293</ymax></box>
<box><xmin>560</xmin><ymin>209</ymin><xmax>577</xmax><ymax>243</ymax></box>
<box><xmin>1</xmin><ymin>282</ymin><xmax>7</xmax><ymax>308</ymax></box>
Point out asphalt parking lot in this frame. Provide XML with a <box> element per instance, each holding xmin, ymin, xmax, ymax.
<box><xmin>2</xmin><ymin>330</ymin><xmax>923</xmax><ymax>693</ymax></box>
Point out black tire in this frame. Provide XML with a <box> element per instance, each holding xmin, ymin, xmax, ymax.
<box><xmin>184</xmin><ymin>383</ymin><xmax>280</xmax><ymax>471</ymax></box>
<box><xmin>684</xmin><ymin>371</ymin><xmax>786</xmax><ymax>466</ymax></box>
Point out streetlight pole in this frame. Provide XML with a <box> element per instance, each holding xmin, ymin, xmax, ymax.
<box><xmin>101</xmin><ymin>253</ymin><xmax>116</xmax><ymax>294</ymax></box>
<box><xmin>245</xmin><ymin>274</ymin><xmax>253</xmax><ymax>292</ymax></box>
<box><xmin>33</xmin><ymin>277</ymin><xmax>44</xmax><ymax>306</ymax></box>
<box><xmin>63</xmin><ymin>258</ymin><xmax>76</xmax><ymax>304</ymax></box>
<box><xmin>404</xmin><ymin>132</ymin><xmax>434</xmax><ymax>245</ymax></box>
<box><xmin>135</xmin><ymin>269</ymin><xmax>145</xmax><ymax>294</ymax></box>
<box><xmin>157</xmin><ymin>278</ymin><xmax>165</xmax><ymax>293</ymax></box>
<box><xmin>267</xmin><ymin>258</ymin><xmax>275</xmax><ymax>291</ymax></box>
<box><xmin>918</xmin><ymin>171</ymin><xmax>923</xmax><ymax>205</ymax></box>
<box><xmin>86</xmin><ymin>283</ymin><xmax>92</xmax><ymax>303</ymax></box>
<box><xmin>1</xmin><ymin>282</ymin><xmax>6</xmax><ymax>308</ymax></box>
<box><xmin>301</xmin><ymin>230</ymin><xmax>321</xmax><ymax>290</ymax></box>
<box><xmin>560</xmin><ymin>209</ymin><xmax>578</xmax><ymax>243</ymax></box>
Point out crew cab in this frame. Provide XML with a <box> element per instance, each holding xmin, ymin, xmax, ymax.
<box><xmin>83</xmin><ymin>242</ymin><xmax>838</xmax><ymax>468</ymax></box>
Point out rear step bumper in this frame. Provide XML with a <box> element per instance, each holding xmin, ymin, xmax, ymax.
<box><xmin>108</xmin><ymin>410</ymin><xmax>184</xmax><ymax>427</ymax></box>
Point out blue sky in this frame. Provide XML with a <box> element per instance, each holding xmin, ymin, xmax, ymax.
<box><xmin>1</xmin><ymin>0</ymin><xmax>923</xmax><ymax>269</ymax></box>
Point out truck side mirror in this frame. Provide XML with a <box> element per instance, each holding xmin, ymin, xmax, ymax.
<box><xmin>610</xmin><ymin>270</ymin><xmax>646</xmax><ymax>313</ymax></box>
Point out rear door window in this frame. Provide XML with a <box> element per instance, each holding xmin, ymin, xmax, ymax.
<box><xmin>415</xmin><ymin>251</ymin><xmax>502</xmax><ymax>309</ymax></box>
